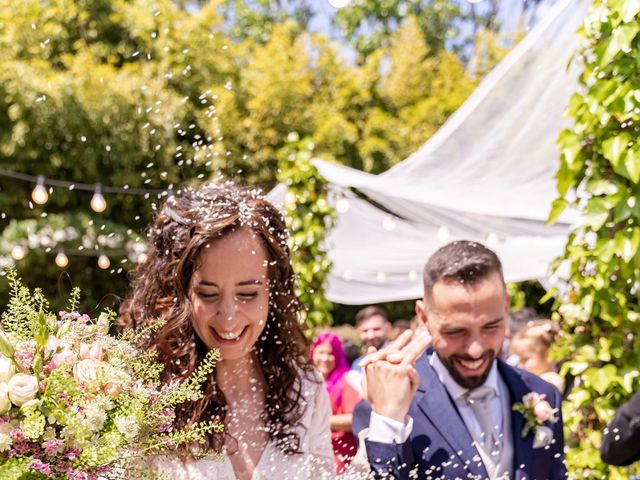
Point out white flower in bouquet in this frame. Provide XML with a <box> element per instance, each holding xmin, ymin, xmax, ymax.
<box><xmin>0</xmin><ymin>422</ymin><xmax>12</xmax><ymax>452</ymax></box>
<box><xmin>7</xmin><ymin>373</ymin><xmax>38</xmax><ymax>406</ymax></box>
<box><xmin>0</xmin><ymin>355</ymin><xmax>14</xmax><ymax>382</ymax></box>
<box><xmin>0</xmin><ymin>383</ymin><xmax>10</xmax><ymax>415</ymax></box>
<box><xmin>115</xmin><ymin>415</ymin><xmax>141</xmax><ymax>442</ymax></box>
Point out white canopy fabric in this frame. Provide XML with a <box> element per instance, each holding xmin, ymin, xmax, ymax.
<box><xmin>303</xmin><ymin>0</ymin><xmax>591</xmax><ymax>305</ymax></box>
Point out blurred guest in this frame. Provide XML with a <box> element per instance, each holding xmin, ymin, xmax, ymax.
<box><xmin>510</xmin><ymin>319</ymin><xmax>564</xmax><ymax>392</ymax></box>
<box><xmin>350</xmin><ymin>306</ymin><xmax>391</xmax><ymax>373</ymax></box>
<box><xmin>341</xmin><ymin>338</ymin><xmax>364</xmax><ymax>396</ymax></box>
<box><xmin>600</xmin><ymin>391</ymin><xmax>640</xmax><ymax>466</ymax></box>
<box><xmin>311</xmin><ymin>332</ymin><xmax>361</xmax><ymax>473</ymax></box>
<box><xmin>503</xmin><ymin>307</ymin><xmax>538</xmax><ymax>365</ymax></box>
<box><xmin>390</xmin><ymin>319</ymin><xmax>410</xmax><ymax>340</ymax></box>
<box><xmin>409</xmin><ymin>314</ymin><xmax>422</xmax><ymax>331</ymax></box>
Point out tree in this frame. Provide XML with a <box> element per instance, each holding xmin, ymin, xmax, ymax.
<box><xmin>332</xmin><ymin>0</ymin><xmax>463</xmax><ymax>58</ymax></box>
<box><xmin>549</xmin><ymin>1</ymin><xmax>639</xmax><ymax>478</ymax></box>
<box><xmin>0</xmin><ymin>0</ymin><xmax>231</xmax><ymax>308</ymax></box>
<box><xmin>0</xmin><ymin>0</ymin><xmax>480</xmax><ymax>322</ymax></box>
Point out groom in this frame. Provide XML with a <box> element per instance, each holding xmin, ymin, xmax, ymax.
<box><xmin>353</xmin><ymin>240</ymin><xmax>567</xmax><ymax>479</ymax></box>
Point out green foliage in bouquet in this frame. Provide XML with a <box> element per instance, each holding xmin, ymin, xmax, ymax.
<box><xmin>0</xmin><ymin>268</ymin><xmax>221</xmax><ymax>479</ymax></box>
<box><xmin>549</xmin><ymin>1</ymin><xmax>640</xmax><ymax>478</ymax></box>
<box><xmin>277</xmin><ymin>135</ymin><xmax>335</xmax><ymax>330</ymax></box>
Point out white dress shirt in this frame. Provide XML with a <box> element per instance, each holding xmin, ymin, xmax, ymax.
<box><xmin>431</xmin><ymin>354</ymin><xmax>504</xmax><ymax>443</ymax></box>
<box><xmin>367</xmin><ymin>353</ymin><xmax>504</xmax><ymax>444</ymax></box>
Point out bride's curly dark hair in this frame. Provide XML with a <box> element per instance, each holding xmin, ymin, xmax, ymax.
<box><xmin>119</xmin><ymin>181</ymin><xmax>315</xmax><ymax>454</ymax></box>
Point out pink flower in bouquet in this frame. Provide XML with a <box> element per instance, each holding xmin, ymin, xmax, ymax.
<box><xmin>79</xmin><ymin>342</ymin><xmax>103</xmax><ymax>361</ymax></box>
<box><xmin>47</xmin><ymin>349</ymin><xmax>76</xmax><ymax>373</ymax></box>
<box><xmin>14</xmin><ymin>340</ymin><xmax>37</xmax><ymax>371</ymax></box>
<box><xmin>30</xmin><ymin>459</ymin><xmax>53</xmax><ymax>477</ymax></box>
<box><xmin>102</xmin><ymin>382</ymin><xmax>123</xmax><ymax>398</ymax></box>
<box><xmin>43</xmin><ymin>438</ymin><xmax>64</xmax><ymax>456</ymax></box>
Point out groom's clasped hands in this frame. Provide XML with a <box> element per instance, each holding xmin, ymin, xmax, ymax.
<box><xmin>360</xmin><ymin>329</ymin><xmax>432</xmax><ymax>422</ymax></box>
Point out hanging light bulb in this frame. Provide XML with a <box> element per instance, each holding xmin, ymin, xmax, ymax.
<box><xmin>31</xmin><ymin>176</ymin><xmax>49</xmax><ymax>205</ymax></box>
<box><xmin>335</xmin><ymin>198</ymin><xmax>350</xmax><ymax>213</ymax></box>
<box><xmin>55</xmin><ymin>251</ymin><xmax>69</xmax><ymax>268</ymax></box>
<box><xmin>90</xmin><ymin>184</ymin><xmax>107</xmax><ymax>213</ymax></box>
<box><xmin>11</xmin><ymin>245</ymin><xmax>26</xmax><ymax>261</ymax></box>
<box><xmin>382</xmin><ymin>215</ymin><xmax>397</xmax><ymax>231</ymax></box>
<box><xmin>97</xmin><ymin>253</ymin><xmax>110</xmax><ymax>269</ymax></box>
<box><xmin>437</xmin><ymin>226</ymin><xmax>451</xmax><ymax>243</ymax></box>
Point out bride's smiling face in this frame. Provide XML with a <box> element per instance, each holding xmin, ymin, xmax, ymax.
<box><xmin>189</xmin><ymin>227</ymin><xmax>270</xmax><ymax>362</ymax></box>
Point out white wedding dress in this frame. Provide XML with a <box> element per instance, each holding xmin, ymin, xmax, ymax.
<box><xmin>152</xmin><ymin>373</ymin><xmax>335</xmax><ymax>480</ymax></box>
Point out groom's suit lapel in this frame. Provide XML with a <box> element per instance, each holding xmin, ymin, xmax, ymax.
<box><xmin>415</xmin><ymin>354</ymin><xmax>488</xmax><ymax>478</ymax></box>
<box><xmin>498</xmin><ymin>360</ymin><xmax>535</xmax><ymax>479</ymax></box>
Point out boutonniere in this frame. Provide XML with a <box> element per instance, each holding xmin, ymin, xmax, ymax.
<box><xmin>512</xmin><ymin>392</ymin><xmax>559</xmax><ymax>438</ymax></box>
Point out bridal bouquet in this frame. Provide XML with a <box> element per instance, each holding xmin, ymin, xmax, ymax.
<box><xmin>0</xmin><ymin>269</ymin><xmax>220</xmax><ymax>479</ymax></box>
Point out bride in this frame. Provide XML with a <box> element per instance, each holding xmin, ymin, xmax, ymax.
<box><xmin>119</xmin><ymin>182</ymin><xmax>334</xmax><ymax>479</ymax></box>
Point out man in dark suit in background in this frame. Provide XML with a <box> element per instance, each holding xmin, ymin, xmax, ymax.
<box><xmin>600</xmin><ymin>391</ymin><xmax>640</xmax><ymax>467</ymax></box>
<box><xmin>353</xmin><ymin>240</ymin><xmax>567</xmax><ymax>479</ymax></box>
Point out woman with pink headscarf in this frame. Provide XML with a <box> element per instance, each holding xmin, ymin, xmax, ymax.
<box><xmin>311</xmin><ymin>332</ymin><xmax>361</xmax><ymax>473</ymax></box>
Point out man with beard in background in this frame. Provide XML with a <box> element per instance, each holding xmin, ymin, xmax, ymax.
<box><xmin>353</xmin><ymin>240</ymin><xmax>567</xmax><ymax>479</ymax></box>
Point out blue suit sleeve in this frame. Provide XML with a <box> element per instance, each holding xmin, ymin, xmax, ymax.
<box><xmin>364</xmin><ymin>439</ymin><xmax>415</xmax><ymax>479</ymax></box>
<box><xmin>353</xmin><ymin>400</ymin><xmax>416</xmax><ymax>479</ymax></box>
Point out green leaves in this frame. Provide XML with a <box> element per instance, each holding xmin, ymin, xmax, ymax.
<box><xmin>277</xmin><ymin>137</ymin><xmax>335</xmax><ymax>330</ymax></box>
<box><xmin>599</xmin><ymin>23</ymin><xmax>639</xmax><ymax>67</ymax></box>
<box><xmin>551</xmin><ymin>2</ymin><xmax>640</xmax><ymax>478</ymax></box>
<box><xmin>602</xmin><ymin>132</ymin><xmax>631</xmax><ymax>167</ymax></box>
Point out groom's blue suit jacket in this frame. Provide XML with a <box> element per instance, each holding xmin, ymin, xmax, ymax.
<box><xmin>352</xmin><ymin>353</ymin><xmax>567</xmax><ymax>480</ymax></box>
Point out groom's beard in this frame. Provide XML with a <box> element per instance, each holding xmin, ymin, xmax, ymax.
<box><xmin>440</xmin><ymin>350</ymin><xmax>496</xmax><ymax>389</ymax></box>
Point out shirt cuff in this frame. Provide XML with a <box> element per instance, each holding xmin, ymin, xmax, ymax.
<box><xmin>367</xmin><ymin>411</ymin><xmax>413</xmax><ymax>443</ymax></box>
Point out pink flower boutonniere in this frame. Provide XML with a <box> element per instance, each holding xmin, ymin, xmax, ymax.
<box><xmin>513</xmin><ymin>392</ymin><xmax>559</xmax><ymax>438</ymax></box>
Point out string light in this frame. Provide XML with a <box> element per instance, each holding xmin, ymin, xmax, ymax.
<box><xmin>55</xmin><ymin>251</ymin><xmax>69</xmax><ymax>268</ymax></box>
<box><xmin>437</xmin><ymin>226</ymin><xmax>451</xmax><ymax>243</ymax></box>
<box><xmin>11</xmin><ymin>245</ymin><xmax>26</xmax><ymax>260</ymax></box>
<box><xmin>284</xmin><ymin>191</ymin><xmax>297</xmax><ymax>205</ymax></box>
<box><xmin>486</xmin><ymin>232</ymin><xmax>499</xmax><ymax>245</ymax></box>
<box><xmin>90</xmin><ymin>184</ymin><xmax>107</xmax><ymax>213</ymax></box>
<box><xmin>97</xmin><ymin>253</ymin><xmax>111</xmax><ymax>269</ymax></box>
<box><xmin>31</xmin><ymin>176</ymin><xmax>49</xmax><ymax>205</ymax></box>
<box><xmin>335</xmin><ymin>198</ymin><xmax>350</xmax><ymax>213</ymax></box>
<box><xmin>0</xmin><ymin>168</ymin><xmax>167</xmax><ymax>196</ymax></box>
<box><xmin>382</xmin><ymin>215</ymin><xmax>397</xmax><ymax>231</ymax></box>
